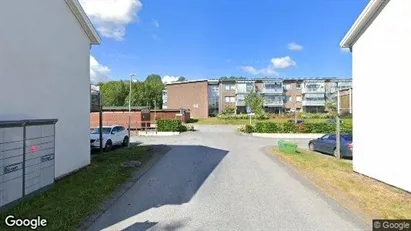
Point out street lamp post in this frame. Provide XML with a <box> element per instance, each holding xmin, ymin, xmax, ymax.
<box><xmin>128</xmin><ymin>73</ymin><xmax>136</xmax><ymax>147</ymax></box>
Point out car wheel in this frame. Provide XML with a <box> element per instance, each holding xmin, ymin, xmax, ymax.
<box><xmin>104</xmin><ymin>140</ymin><xmax>113</xmax><ymax>152</ymax></box>
<box><xmin>122</xmin><ymin>136</ymin><xmax>129</xmax><ymax>147</ymax></box>
<box><xmin>309</xmin><ymin>143</ymin><xmax>314</xmax><ymax>151</ymax></box>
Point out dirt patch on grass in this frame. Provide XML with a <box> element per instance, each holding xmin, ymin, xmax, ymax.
<box><xmin>271</xmin><ymin>147</ymin><xmax>411</xmax><ymax>223</ymax></box>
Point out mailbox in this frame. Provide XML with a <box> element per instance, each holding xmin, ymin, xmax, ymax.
<box><xmin>0</xmin><ymin>119</ymin><xmax>57</xmax><ymax>209</ymax></box>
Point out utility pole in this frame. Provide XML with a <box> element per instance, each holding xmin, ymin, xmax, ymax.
<box><xmin>128</xmin><ymin>73</ymin><xmax>136</xmax><ymax>147</ymax></box>
<box><xmin>335</xmin><ymin>90</ymin><xmax>341</xmax><ymax>159</ymax></box>
<box><xmin>153</xmin><ymin>100</ymin><xmax>157</xmax><ymax>121</ymax></box>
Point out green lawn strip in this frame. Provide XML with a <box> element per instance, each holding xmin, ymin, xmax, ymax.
<box><xmin>271</xmin><ymin>147</ymin><xmax>411</xmax><ymax>220</ymax></box>
<box><xmin>196</xmin><ymin>117</ymin><xmax>352</xmax><ymax>125</ymax></box>
<box><xmin>0</xmin><ymin>146</ymin><xmax>152</xmax><ymax>231</ymax></box>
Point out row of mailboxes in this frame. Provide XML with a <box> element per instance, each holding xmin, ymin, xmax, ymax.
<box><xmin>0</xmin><ymin>119</ymin><xmax>57</xmax><ymax>209</ymax></box>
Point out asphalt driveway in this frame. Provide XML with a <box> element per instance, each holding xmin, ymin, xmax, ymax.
<box><xmin>87</xmin><ymin>125</ymin><xmax>367</xmax><ymax>231</ymax></box>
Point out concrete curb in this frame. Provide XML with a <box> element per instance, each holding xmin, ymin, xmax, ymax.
<box><xmin>136</xmin><ymin>131</ymin><xmax>180</xmax><ymax>136</ymax></box>
<box><xmin>78</xmin><ymin>145</ymin><xmax>171</xmax><ymax>231</ymax></box>
<box><xmin>251</xmin><ymin>133</ymin><xmax>324</xmax><ymax>139</ymax></box>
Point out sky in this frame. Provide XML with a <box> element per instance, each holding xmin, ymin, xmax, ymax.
<box><xmin>80</xmin><ymin>0</ymin><xmax>369</xmax><ymax>84</ymax></box>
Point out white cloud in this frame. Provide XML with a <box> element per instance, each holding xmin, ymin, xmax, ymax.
<box><xmin>152</xmin><ymin>19</ymin><xmax>159</xmax><ymax>28</ymax></box>
<box><xmin>288</xmin><ymin>42</ymin><xmax>304</xmax><ymax>51</ymax></box>
<box><xmin>162</xmin><ymin>75</ymin><xmax>180</xmax><ymax>84</ymax></box>
<box><xmin>90</xmin><ymin>56</ymin><xmax>110</xmax><ymax>83</ymax></box>
<box><xmin>241</xmin><ymin>56</ymin><xmax>296</xmax><ymax>76</ymax></box>
<box><xmin>340</xmin><ymin>47</ymin><xmax>351</xmax><ymax>53</ymax></box>
<box><xmin>271</xmin><ymin>56</ymin><xmax>296</xmax><ymax>69</ymax></box>
<box><xmin>79</xmin><ymin>0</ymin><xmax>143</xmax><ymax>41</ymax></box>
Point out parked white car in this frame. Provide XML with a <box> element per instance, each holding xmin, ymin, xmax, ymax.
<box><xmin>90</xmin><ymin>125</ymin><xmax>129</xmax><ymax>151</ymax></box>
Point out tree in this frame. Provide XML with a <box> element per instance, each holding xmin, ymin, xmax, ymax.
<box><xmin>245</xmin><ymin>90</ymin><xmax>264</xmax><ymax>115</ymax></box>
<box><xmin>326</xmin><ymin>100</ymin><xmax>337</xmax><ymax>113</ymax></box>
<box><xmin>177</xmin><ymin>76</ymin><xmax>186</xmax><ymax>81</ymax></box>
<box><xmin>144</xmin><ymin>74</ymin><xmax>165</xmax><ymax>108</ymax></box>
<box><xmin>219</xmin><ymin>76</ymin><xmax>247</xmax><ymax>80</ymax></box>
<box><xmin>99</xmin><ymin>81</ymin><xmax>129</xmax><ymax>106</ymax></box>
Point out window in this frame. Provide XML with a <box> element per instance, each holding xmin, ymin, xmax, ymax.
<box><xmin>321</xmin><ymin>134</ymin><xmax>329</xmax><ymax>140</ymax></box>
<box><xmin>111</xmin><ymin>127</ymin><xmax>119</xmax><ymax>134</ymax></box>
<box><xmin>284</xmin><ymin>84</ymin><xmax>291</xmax><ymax>90</ymax></box>
<box><xmin>225</xmin><ymin>84</ymin><xmax>235</xmax><ymax>90</ymax></box>
<box><xmin>296</xmin><ymin>83</ymin><xmax>301</xmax><ymax>89</ymax></box>
<box><xmin>118</xmin><ymin>126</ymin><xmax>125</xmax><ymax>132</ymax></box>
<box><xmin>225</xmin><ymin>96</ymin><xmax>235</xmax><ymax>103</ymax></box>
<box><xmin>328</xmin><ymin>135</ymin><xmax>336</xmax><ymax>141</ymax></box>
<box><xmin>296</xmin><ymin>96</ymin><xmax>302</xmax><ymax>102</ymax></box>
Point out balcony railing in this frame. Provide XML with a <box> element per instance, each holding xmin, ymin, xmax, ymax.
<box><xmin>262</xmin><ymin>88</ymin><xmax>283</xmax><ymax>94</ymax></box>
<box><xmin>236</xmin><ymin>87</ymin><xmax>254</xmax><ymax>94</ymax></box>
<box><xmin>302</xmin><ymin>88</ymin><xmax>325</xmax><ymax>94</ymax></box>
<box><xmin>263</xmin><ymin>100</ymin><xmax>284</xmax><ymax>106</ymax></box>
<box><xmin>302</xmin><ymin>100</ymin><xmax>326</xmax><ymax>106</ymax></box>
<box><xmin>236</xmin><ymin>99</ymin><xmax>246</xmax><ymax>106</ymax></box>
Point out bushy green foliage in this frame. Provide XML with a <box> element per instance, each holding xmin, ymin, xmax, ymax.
<box><xmin>244</xmin><ymin>124</ymin><xmax>255</xmax><ymax>133</ymax></box>
<box><xmin>245</xmin><ymin>90</ymin><xmax>264</xmax><ymax>115</ymax></box>
<box><xmin>157</xmin><ymin>119</ymin><xmax>183</xmax><ymax>132</ymax></box>
<box><xmin>222</xmin><ymin>106</ymin><xmax>236</xmax><ymax>115</ymax></box>
<box><xmin>217</xmin><ymin>113</ymin><xmax>269</xmax><ymax>120</ymax></box>
<box><xmin>300</xmin><ymin>113</ymin><xmax>335</xmax><ymax>119</ymax></box>
<box><xmin>245</xmin><ymin>121</ymin><xmax>352</xmax><ymax>134</ymax></box>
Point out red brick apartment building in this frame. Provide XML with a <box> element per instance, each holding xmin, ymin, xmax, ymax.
<box><xmin>163</xmin><ymin>78</ymin><xmax>352</xmax><ymax>118</ymax></box>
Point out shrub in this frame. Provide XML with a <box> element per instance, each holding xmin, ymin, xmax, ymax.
<box><xmin>157</xmin><ymin>119</ymin><xmax>183</xmax><ymax>132</ymax></box>
<box><xmin>217</xmin><ymin>113</ymin><xmax>268</xmax><ymax>120</ymax></box>
<box><xmin>183</xmin><ymin>124</ymin><xmax>194</xmax><ymax>131</ymax></box>
<box><xmin>249</xmin><ymin>121</ymin><xmax>352</xmax><ymax>134</ymax></box>
<box><xmin>255</xmin><ymin>113</ymin><xmax>269</xmax><ymax>120</ymax></box>
<box><xmin>300</xmin><ymin>113</ymin><xmax>335</xmax><ymax>119</ymax></box>
<box><xmin>244</xmin><ymin>124</ymin><xmax>255</xmax><ymax>133</ymax></box>
<box><xmin>222</xmin><ymin>106</ymin><xmax>236</xmax><ymax>115</ymax></box>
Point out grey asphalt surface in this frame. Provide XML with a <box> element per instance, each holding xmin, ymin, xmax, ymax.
<box><xmin>88</xmin><ymin>125</ymin><xmax>367</xmax><ymax>231</ymax></box>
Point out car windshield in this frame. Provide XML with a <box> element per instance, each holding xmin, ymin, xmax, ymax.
<box><xmin>90</xmin><ymin>127</ymin><xmax>112</xmax><ymax>134</ymax></box>
<box><xmin>341</xmin><ymin>134</ymin><xmax>352</xmax><ymax>141</ymax></box>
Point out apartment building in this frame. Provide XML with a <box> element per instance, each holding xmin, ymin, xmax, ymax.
<box><xmin>283</xmin><ymin>79</ymin><xmax>304</xmax><ymax>112</ymax></box>
<box><xmin>162</xmin><ymin>78</ymin><xmax>352</xmax><ymax>118</ymax></box>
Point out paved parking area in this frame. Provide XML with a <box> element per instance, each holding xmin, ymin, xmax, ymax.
<box><xmin>88</xmin><ymin>124</ymin><xmax>366</xmax><ymax>231</ymax></box>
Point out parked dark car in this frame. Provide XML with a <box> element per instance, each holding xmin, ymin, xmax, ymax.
<box><xmin>308</xmin><ymin>133</ymin><xmax>353</xmax><ymax>158</ymax></box>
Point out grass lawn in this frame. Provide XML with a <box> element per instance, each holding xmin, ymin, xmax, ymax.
<box><xmin>271</xmin><ymin>147</ymin><xmax>411</xmax><ymax>221</ymax></box>
<box><xmin>0</xmin><ymin>146</ymin><xmax>152</xmax><ymax>230</ymax></box>
<box><xmin>194</xmin><ymin>117</ymin><xmax>351</xmax><ymax>125</ymax></box>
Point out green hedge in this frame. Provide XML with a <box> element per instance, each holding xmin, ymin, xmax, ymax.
<box><xmin>217</xmin><ymin>113</ymin><xmax>269</xmax><ymax>120</ymax></box>
<box><xmin>157</xmin><ymin>119</ymin><xmax>183</xmax><ymax>132</ymax></box>
<box><xmin>247</xmin><ymin>121</ymin><xmax>352</xmax><ymax>134</ymax></box>
<box><xmin>300</xmin><ymin>113</ymin><xmax>335</xmax><ymax>119</ymax></box>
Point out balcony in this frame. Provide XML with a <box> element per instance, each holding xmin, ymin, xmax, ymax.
<box><xmin>236</xmin><ymin>83</ymin><xmax>255</xmax><ymax>94</ymax></box>
<box><xmin>236</xmin><ymin>99</ymin><xmax>246</xmax><ymax>106</ymax></box>
<box><xmin>302</xmin><ymin>100</ymin><xmax>326</xmax><ymax>106</ymax></box>
<box><xmin>263</xmin><ymin>100</ymin><xmax>284</xmax><ymax>107</ymax></box>
<box><xmin>262</xmin><ymin>88</ymin><xmax>283</xmax><ymax>94</ymax></box>
<box><xmin>302</xmin><ymin>88</ymin><xmax>325</xmax><ymax>94</ymax></box>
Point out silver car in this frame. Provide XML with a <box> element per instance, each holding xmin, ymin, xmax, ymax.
<box><xmin>308</xmin><ymin>133</ymin><xmax>353</xmax><ymax>158</ymax></box>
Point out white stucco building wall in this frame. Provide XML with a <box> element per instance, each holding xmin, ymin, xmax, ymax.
<box><xmin>0</xmin><ymin>0</ymin><xmax>100</xmax><ymax>178</ymax></box>
<box><xmin>341</xmin><ymin>0</ymin><xmax>411</xmax><ymax>192</ymax></box>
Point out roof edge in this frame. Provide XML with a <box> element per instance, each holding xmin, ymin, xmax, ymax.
<box><xmin>340</xmin><ymin>0</ymin><xmax>387</xmax><ymax>49</ymax></box>
<box><xmin>166</xmin><ymin>79</ymin><xmax>208</xmax><ymax>85</ymax></box>
<box><xmin>65</xmin><ymin>0</ymin><xmax>101</xmax><ymax>45</ymax></box>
